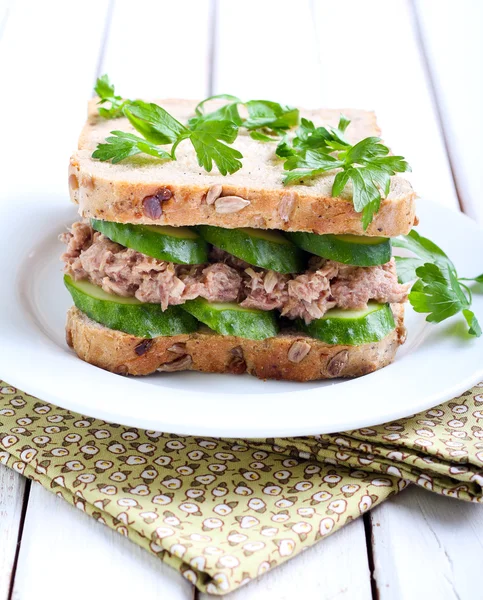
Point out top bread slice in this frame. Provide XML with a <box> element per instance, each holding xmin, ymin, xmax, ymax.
<box><xmin>69</xmin><ymin>99</ymin><xmax>417</xmax><ymax>237</ymax></box>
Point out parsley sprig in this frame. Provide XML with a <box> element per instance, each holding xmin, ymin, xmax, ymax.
<box><xmin>94</xmin><ymin>75</ymin><xmax>127</xmax><ymax>119</ymax></box>
<box><xmin>93</xmin><ymin>131</ymin><xmax>172</xmax><ymax>163</ymax></box>
<box><xmin>190</xmin><ymin>95</ymin><xmax>299</xmax><ymax>140</ymax></box>
<box><xmin>393</xmin><ymin>230</ymin><xmax>482</xmax><ymax>336</ymax></box>
<box><xmin>277</xmin><ymin>116</ymin><xmax>411</xmax><ymax>229</ymax></box>
<box><xmin>92</xmin><ymin>77</ymin><xmax>299</xmax><ymax>175</ymax></box>
<box><xmin>92</xmin><ymin>77</ymin><xmax>242</xmax><ymax>175</ymax></box>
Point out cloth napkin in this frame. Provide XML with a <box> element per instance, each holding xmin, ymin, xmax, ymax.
<box><xmin>1</xmin><ymin>379</ymin><xmax>482</xmax><ymax>595</ymax></box>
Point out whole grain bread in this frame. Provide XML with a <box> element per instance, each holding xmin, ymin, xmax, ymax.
<box><xmin>66</xmin><ymin>304</ymin><xmax>406</xmax><ymax>382</ymax></box>
<box><xmin>69</xmin><ymin>100</ymin><xmax>417</xmax><ymax>237</ymax></box>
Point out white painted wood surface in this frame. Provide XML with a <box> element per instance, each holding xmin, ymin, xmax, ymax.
<box><xmin>371</xmin><ymin>486</ymin><xmax>483</xmax><ymax>600</ymax></box>
<box><xmin>0</xmin><ymin>469</ymin><xmax>25</xmax><ymax>600</ymax></box>
<box><xmin>0</xmin><ymin>3</ymin><xmax>27</xmax><ymax>599</ymax></box>
<box><xmin>102</xmin><ymin>0</ymin><xmax>213</xmax><ymax>99</ymax></box>
<box><xmin>414</xmin><ymin>0</ymin><xmax>483</xmax><ymax>220</ymax></box>
<box><xmin>1</xmin><ymin>0</ymin><xmax>483</xmax><ymax>598</ymax></box>
<box><xmin>0</xmin><ymin>0</ymin><xmax>110</xmax><ymax>197</ymax></box>
<box><xmin>0</xmin><ymin>0</ymin><xmax>10</xmax><ymax>36</ymax></box>
<box><xmin>322</xmin><ymin>3</ymin><xmax>483</xmax><ymax>598</ymax></box>
<box><xmin>214</xmin><ymin>0</ymin><xmax>323</xmax><ymax>106</ymax></box>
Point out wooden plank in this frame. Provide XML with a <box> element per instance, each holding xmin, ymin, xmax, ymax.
<box><xmin>0</xmin><ymin>466</ymin><xmax>26</xmax><ymax>600</ymax></box>
<box><xmin>102</xmin><ymin>0</ymin><xmax>212</xmax><ymax>99</ymax></box>
<box><xmin>0</xmin><ymin>0</ymin><xmax>110</xmax><ymax>197</ymax></box>
<box><xmin>414</xmin><ymin>0</ymin><xmax>483</xmax><ymax>220</ymax></box>
<box><xmin>7</xmin><ymin>2</ymin><xmax>211</xmax><ymax>598</ymax></box>
<box><xmin>0</xmin><ymin>0</ymin><xmax>11</xmax><ymax>39</ymax></box>
<box><xmin>200</xmin><ymin>519</ymin><xmax>372</xmax><ymax>600</ymax></box>
<box><xmin>337</xmin><ymin>2</ymin><xmax>483</xmax><ymax>598</ymax></box>
<box><xmin>306</xmin><ymin>0</ymin><xmax>476</xmax><ymax>596</ymax></box>
<box><xmin>213</xmin><ymin>2</ymin><xmax>373</xmax><ymax>596</ymax></box>
<box><xmin>0</xmin><ymin>6</ymin><xmax>20</xmax><ymax>597</ymax></box>
<box><xmin>370</xmin><ymin>487</ymin><xmax>483</xmax><ymax>600</ymax></box>
<box><xmin>11</xmin><ymin>483</ymin><xmax>193</xmax><ymax>600</ymax></box>
<box><xmin>214</xmin><ymin>0</ymin><xmax>323</xmax><ymax>106</ymax></box>
<box><xmin>311</xmin><ymin>0</ymin><xmax>458</xmax><ymax>209</ymax></box>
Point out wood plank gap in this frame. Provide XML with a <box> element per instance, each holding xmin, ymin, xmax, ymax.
<box><xmin>363</xmin><ymin>513</ymin><xmax>379</xmax><ymax>600</ymax></box>
<box><xmin>6</xmin><ymin>479</ymin><xmax>31</xmax><ymax>600</ymax></box>
<box><xmin>93</xmin><ymin>0</ymin><xmax>116</xmax><ymax>87</ymax></box>
<box><xmin>0</xmin><ymin>0</ymin><xmax>12</xmax><ymax>41</ymax></box>
<box><xmin>408</xmin><ymin>0</ymin><xmax>468</xmax><ymax>216</ymax></box>
<box><xmin>207</xmin><ymin>0</ymin><xmax>218</xmax><ymax>96</ymax></box>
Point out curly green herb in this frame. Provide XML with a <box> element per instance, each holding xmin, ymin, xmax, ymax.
<box><xmin>278</xmin><ymin>116</ymin><xmax>411</xmax><ymax>229</ymax></box>
<box><xmin>393</xmin><ymin>230</ymin><xmax>482</xmax><ymax>337</ymax></box>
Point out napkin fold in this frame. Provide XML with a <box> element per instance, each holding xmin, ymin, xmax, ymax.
<box><xmin>1</xmin><ymin>379</ymin><xmax>482</xmax><ymax>595</ymax></box>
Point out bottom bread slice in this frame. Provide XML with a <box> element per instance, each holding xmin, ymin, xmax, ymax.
<box><xmin>66</xmin><ymin>304</ymin><xmax>406</xmax><ymax>382</ymax></box>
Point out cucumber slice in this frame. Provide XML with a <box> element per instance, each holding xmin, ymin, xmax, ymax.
<box><xmin>64</xmin><ymin>275</ymin><xmax>198</xmax><ymax>338</ymax></box>
<box><xmin>91</xmin><ymin>219</ymin><xmax>208</xmax><ymax>265</ymax></box>
<box><xmin>198</xmin><ymin>225</ymin><xmax>305</xmax><ymax>274</ymax></box>
<box><xmin>182</xmin><ymin>298</ymin><xmax>279</xmax><ymax>340</ymax></box>
<box><xmin>298</xmin><ymin>302</ymin><xmax>395</xmax><ymax>345</ymax></box>
<box><xmin>286</xmin><ymin>232</ymin><xmax>391</xmax><ymax>266</ymax></box>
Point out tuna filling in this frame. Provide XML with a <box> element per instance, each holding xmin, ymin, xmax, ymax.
<box><xmin>61</xmin><ymin>222</ymin><xmax>409</xmax><ymax>323</ymax></box>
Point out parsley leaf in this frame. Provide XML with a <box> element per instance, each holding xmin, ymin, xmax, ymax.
<box><xmin>123</xmin><ymin>100</ymin><xmax>188</xmax><ymax>145</ymax></box>
<box><xmin>393</xmin><ymin>230</ymin><xmax>481</xmax><ymax>337</ymax></box>
<box><xmin>91</xmin><ymin>131</ymin><xmax>171</xmax><ymax>164</ymax></box>
<box><xmin>244</xmin><ymin>100</ymin><xmax>299</xmax><ymax>132</ymax></box>
<box><xmin>291</xmin><ymin>116</ymin><xmax>351</xmax><ymax>152</ymax></box>
<box><xmin>392</xmin><ymin>257</ymin><xmax>426</xmax><ymax>284</ymax></box>
<box><xmin>281</xmin><ymin>116</ymin><xmax>411</xmax><ymax>229</ymax></box>
<box><xmin>249</xmin><ymin>131</ymin><xmax>280</xmax><ymax>142</ymax></box>
<box><xmin>274</xmin><ymin>135</ymin><xmax>296</xmax><ymax>157</ymax></box>
<box><xmin>189</xmin><ymin>119</ymin><xmax>242</xmax><ymax>175</ymax></box>
<box><xmin>464</xmin><ymin>309</ymin><xmax>482</xmax><ymax>336</ymax></box>
<box><xmin>194</xmin><ymin>94</ymin><xmax>242</xmax><ymax>117</ymax></box>
<box><xmin>94</xmin><ymin>75</ymin><xmax>126</xmax><ymax>118</ymax></box>
<box><xmin>392</xmin><ymin>229</ymin><xmax>453</xmax><ymax>283</ymax></box>
<box><xmin>347</xmin><ymin>166</ymin><xmax>383</xmax><ymax>229</ymax></box>
<box><xmin>283</xmin><ymin>149</ymin><xmax>344</xmax><ymax>172</ymax></box>
<box><xmin>409</xmin><ymin>264</ymin><xmax>468</xmax><ymax>323</ymax></box>
<box><xmin>193</xmin><ymin>96</ymin><xmax>299</xmax><ymax>139</ymax></box>
<box><xmin>281</xmin><ymin>149</ymin><xmax>343</xmax><ymax>184</ymax></box>
<box><xmin>191</xmin><ymin>94</ymin><xmax>243</xmax><ymax>127</ymax></box>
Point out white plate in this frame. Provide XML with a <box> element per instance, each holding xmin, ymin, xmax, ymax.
<box><xmin>1</xmin><ymin>194</ymin><xmax>483</xmax><ymax>437</ymax></box>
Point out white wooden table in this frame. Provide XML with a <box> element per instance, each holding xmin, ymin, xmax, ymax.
<box><xmin>1</xmin><ymin>1</ymin><xmax>483</xmax><ymax>598</ymax></box>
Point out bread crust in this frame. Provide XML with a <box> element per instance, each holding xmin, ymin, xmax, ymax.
<box><xmin>66</xmin><ymin>305</ymin><xmax>406</xmax><ymax>382</ymax></box>
<box><xmin>69</xmin><ymin>101</ymin><xmax>417</xmax><ymax>237</ymax></box>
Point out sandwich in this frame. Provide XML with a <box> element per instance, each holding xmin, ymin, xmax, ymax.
<box><xmin>61</xmin><ymin>78</ymin><xmax>415</xmax><ymax>381</ymax></box>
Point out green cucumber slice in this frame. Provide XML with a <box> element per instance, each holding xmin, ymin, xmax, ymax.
<box><xmin>182</xmin><ymin>298</ymin><xmax>279</xmax><ymax>340</ymax></box>
<box><xmin>286</xmin><ymin>232</ymin><xmax>391</xmax><ymax>266</ymax></box>
<box><xmin>64</xmin><ymin>275</ymin><xmax>198</xmax><ymax>338</ymax></box>
<box><xmin>198</xmin><ymin>225</ymin><xmax>305</xmax><ymax>274</ymax></box>
<box><xmin>91</xmin><ymin>219</ymin><xmax>208</xmax><ymax>265</ymax></box>
<box><xmin>298</xmin><ymin>302</ymin><xmax>395</xmax><ymax>345</ymax></box>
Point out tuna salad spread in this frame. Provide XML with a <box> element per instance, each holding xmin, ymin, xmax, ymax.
<box><xmin>62</xmin><ymin>221</ymin><xmax>408</xmax><ymax>324</ymax></box>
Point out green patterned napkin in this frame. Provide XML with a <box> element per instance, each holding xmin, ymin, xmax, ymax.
<box><xmin>1</xmin><ymin>379</ymin><xmax>482</xmax><ymax>594</ymax></box>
